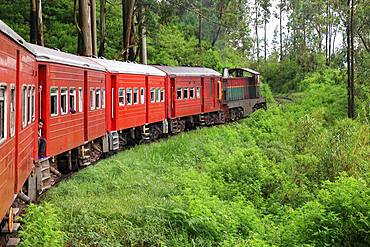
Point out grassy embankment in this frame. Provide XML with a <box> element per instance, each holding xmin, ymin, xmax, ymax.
<box><xmin>20</xmin><ymin>69</ymin><xmax>369</xmax><ymax>247</ymax></box>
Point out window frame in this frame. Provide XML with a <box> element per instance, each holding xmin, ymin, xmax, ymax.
<box><xmin>183</xmin><ymin>87</ymin><xmax>189</xmax><ymax>100</ymax></box>
<box><xmin>60</xmin><ymin>87</ymin><xmax>68</xmax><ymax>115</ymax></box>
<box><xmin>196</xmin><ymin>87</ymin><xmax>201</xmax><ymax>98</ymax></box>
<box><xmin>95</xmin><ymin>88</ymin><xmax>101</xmax><ymax>109</ymax></box>
<box><xmin>102</xmin><ymin>88</ymin><xmax>106</xmax><ymax>109</ymax></box>
<box><xmin>69</xmin><ymin>87</ymin><xmax>77</xmax><ymax>113</ymax></box>
<box><xmin>78</xmin><ymin>87</ymin><xmax>83</xmax><ymax>112</ymax></box>
<box><xmin>126</xmin><ymin>88</ymin><xmax>132</xmax><ymax>105</ymax></box>
<box><xmin>118</xmin><ymin>88</ymin><xmax>125</xmax><ymax>106</ymax></box>
<box><xmin>90</xmin><ymin>88</ymin><xmax>95</xmax><ymax>110</ymax></box>
<box><xmin>31</xmin><ymin>86</ymin><xmax>35</xmax><ymax>122</ymax></box>
<box><xmin>0</xmin><ymin>84</ymin><xmax>7</xmax><ymax>144</ymax></box>
<box><xmin>22</xmin><ymin>85</ymin><xmax>27</xmax><ymax>127</ymax></box>
<box><xmin>140</xmin><ymin>88</ymin><xmax>145</xmax><ymax>104</ymax></box>
<box><xmin>10</xmin><ymin>84</ymin><xmax>15</xmax><ymax>137</ymax></box>
<box><xmin>160</xmin><ymin>88</ymin><xmax>165</xmax><ymax>102</ymax></box>
<box><xmin>27</xmin><ymin>85</ymin><xmax>32</xmax><ymax>124</ymax></box>
<box><xmin>190</xmin><ymin>87</ymin><xmax>195</xmax><ymax>99</ymax></box>
<box><xmin>176</xmin><ymin>87</ymin><xmax>182</xmax><ymax>100</ymax></box>
<box><xmin>50</xmin><ymin>87</ymin><xmax>59</xmax><ymax>117</ymax></box>
<box><xmin>156</xmin><ymin>88</ymin><xmax>161</xmax><ymax>102</ymax></box>
<box><xmin>133</xmin><ymin>88</ymin><xmax>139</xmax><ymax>105</ymax></box>
<box><xmin>150</xmin><ymin>88</ymin><xmax>155</xmax><ymax>103</ymax></box>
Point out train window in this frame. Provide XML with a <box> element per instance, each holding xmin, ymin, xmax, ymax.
<box><xmin>150</xmin><ymin>88</ymin><xmax>155</xmax><ymax>103</ymax></box>
<box><xmin>118</xmin><ymin>88</ymin><xmax>125</xmax><ymax>106</ymax></box>
<box><xmin>10</xmin><ymin>85</ymin><xmax>15</xmax><ymax>137</ymax></box>
<box><xmin>126</xmin><ymin>88</ymin><xmax>132</xmax><ymax>105</ymax></box>
<box><xmin>196</xmin><ymin>87</ymin><xmax>200</xmax><ymax>98</ymax></box>
<box><xmin>78</xmin><ymin>88</ymin><xmax>83</xmax><ymax>112</ymax></box>
<box><xmin>160</xmin><ymin>88</ymin><xmax>165</xmax><ymax>102</ymax></box>
<box><xmin>70</xmin><ymin>88</ymin><xmax>76</xmax><ymax>112</ymax></box>
<box><xmin>50</xmin><ymin>87</ymin><xmax>58</xmax><ymax>116</ymax></box>
<box><xmin>61</xmin><ymin>87</ymin><xmax>68</xmax><ymax>115</ymax></box>
<box><xmin>95</xmin><ymin>89</ymin><xmax>101</xmax><ymax>109</ymax></box>
<box><xmin>156</xmin><ymin>88</ymin><xmax>160</xmax><ymax>102</ymax></box>
<box><xmin>31</xmin><ymin>87</ymin><xmax>35</xmax><ymax>122</ymax></box>
<box><xmin>133</xmin><ymin>88</ymin><xmax>139</xmax><ymax>105</ymax></box>
<box><xmin>184</xmin><ymin>87</ymin><xmax>189</xmax><ymax>99</ymax></box>
<box><xmin>22</xmin><ymin>85</ymin><xmax>27</xmax><ymax>127</ymax></box>
<box><xmin>0</xmin><ymin>86</ymin><xmax>7</xmax><ymax>143</ymax></box>
<box><xmin>140</xmin><ymin>88</ymin><xmax>145</xmax><ymax>104</ymax></box>
<box><xmin>27</xmin><ymin>86</ymin><xmax>32</xmax><ymax>124</ymax></box>
<box><xmin>90</xmin><ymin>88</ymin><xmax>95</xmax><ymax>110</ymax></box>
<box><xmin>190</xmin><ymin>87</ymin><xmax>195</xmax><ymax>99</ymax></box>
<box><xmin>176</xmin><ymin>88</ymin><xmax>182</xmax><ymax>100</ymax></box>
<box><xmin>102</xmin><ymin>89</ymin><xmax>106</xmax><ymax>109</ymax></box>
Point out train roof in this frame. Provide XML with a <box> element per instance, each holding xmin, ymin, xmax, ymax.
<box><xmin>229</xmin><ymin>68</ymin><xmax>260</xmax><ymax>75</ymax></box>
<box><xmin>0</xmin><ymin>20</ymin><xmax>34</xmax><ymax>53</ymax></box>
<box><xmin>90</xmin><ymin>58</ymin><xmax>166</xmax><ymax>76</ymax></box>
<box><xmin>154</xmin><ymin>66</ymin><xmax>221</xmax><ymax>77</ymax></box>
<box><xmin>28</xmin><ymin>43</ymin><xmax>106</xmax><ymax>71</ymax></box>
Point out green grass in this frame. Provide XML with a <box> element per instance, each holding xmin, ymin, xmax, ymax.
<box><xmin>20</xmin><ymin>71</ymin><xmax>370</xmax><ymax>246</ymax></box>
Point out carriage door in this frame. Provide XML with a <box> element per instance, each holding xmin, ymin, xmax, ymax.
<box><xmin>201</xmin><ymin>77</ymin><xmax>205</xmax><ymax>112</ymax></box>
<box><xmin>38</xmin><ymin>65</ymin><xmax>47</xmax><ymax>135</ymax></box>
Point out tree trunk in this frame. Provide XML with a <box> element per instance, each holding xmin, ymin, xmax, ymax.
<box><xmin>30</xmin><ymin>0</ymin><xmax>37</xmax><ymax>44</ymax></box>
<box><xmin>198</xmin><ymin>12</ymin><xmax>202</xmax><ymax>48</ymax></box>
<box><xmin>91</xmin><ymin>0</ymin><xmax>97</xmax><ymax>56</ymax></box>
<box><xmin>138</xmin><ymin>3</ymin><xmax>147</xmax><ymax>64</ymax></box>
<box><xmin>255</xmin><ymin>0</ymin><xmax>259</xmax><ymax>62</ymax></box>
<box><xmin>264</xmin><ymin>17</ymin><xmax>267</xmax><ymax>62</ymax></box>
<box><xmin>122</xmin><ymin>0</ymin><xmax>136</xmax><ymax>61</ymax></box>
<box><xmin>36</xmin><ymin>0</ymin><xmax>44</xmax><ymax>46</ymax></box>
<box><xmin>279</xmin><ymin>0</ymin><xmax>283</xmax><ymax>60</ymax></box>
<box><xmin>349</xmin><ymin>0</ymin><xmax>355</xmax><ymax>118</ymax></box>
<box><xmin>78</xmin><ymin>0</ymin><xmax>93</xmax><ymax>56</ymax></box>
<box><xmin>325</xmin><ymin>0</ymin><xmax>329</xmax><ymax>65</ymax></box>
<box><xmin>98</xmin><ymin>0</ymin><xmax>106</xmax><ymax>57</ymax></box>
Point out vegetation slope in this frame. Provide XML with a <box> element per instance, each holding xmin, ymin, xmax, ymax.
<box><xmin>20</xmin><ymin>70</ymin><xmax>369</xmax><ymax>247</ymax></box>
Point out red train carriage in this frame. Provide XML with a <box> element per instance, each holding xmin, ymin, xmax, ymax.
<box><xmin>155</xmin><ymin>66</ymin><xmax>224</xmax><ymax>131</ymax></box>
<box><xmin>222</xmin><ymin>68</ymin><xmax>266</xmax><ymax>120</ymax></box>
<box><xmin>29</xmin><ymin>44</ymin><xmax>109</xmax><ymax>174</ymax></box>
<box><xmin>0</xmin><ymin>21</ymin><xmax>37</xmax><ymax>230</ymax></box>
<box><xmin>91</xmin><ymin>59</ymin><xmax>167</xmax><ymax>144</ymax></box>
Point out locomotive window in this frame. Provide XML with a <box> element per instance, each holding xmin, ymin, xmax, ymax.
<box><xmin>156</xmin><ymin>88</ymin><xmax>160</xmax><ymax>102</ymax></box>
<box><xmin>140</xmin><ymin>88</ymin><xmax>145</xmax><ymax>104</ymax></box>
<box><xmin>184</xmin><ymin>87</ymin><xmax>189</xmax><ymax>99</ymax></box>
<box><xmin>118</xmin><ymin>88</ymin><xmax>125</xmax><ymax>106</ymax></box>
<box><xmin>96</xmin><ymin>89</ymin><xmax>101</xmax><ymax>109</ymax></box>
<box><xmin>27</xmin><ymin>86</ymin><xmax>32</xmax><ymax>124</ymax></box>
<box><xmin>126</xmin><ymin>88</ymin><xmax>132</xmax><ymax>105</ymax></box>
<box><xmin>190</xmin><ymin>87</ymin><xmax>195</xmax><ymax>99</ymax></box>
<box><xmin>70</xmin><ymin>88</ymin><xmax>76</xmax><ymax>112</ymax></box>
<box><xmin>61</xmin><ymin>88</ymin><xmax>68</xmax><ymax>115</ymax></box>
<box><xmin>22</xmin><ymin>85</ymin><xmax>27</xmax><ymax>127</ymax></box>
<box><xmin>10</xmin><ymin>85</ymin><xmax>15</xmax><ymax>137</ymax></box>
<box><xmin>90</xmin><ymin>88</ymin><xmax>95</xmax><ymax>110</ymax></box>
<box><xmin>176</xmin><ymin>88</ymin><xmax>182</xmax><ymax>100</ymax></box>
<box><xmin>78</xmin><ymin>88</ymin><xmax>83</xmax><ymax>112</ymax></box>
<box><xmin>133</xmin><ymin>88</ymin><xmax>139</xmax><ymax>104</ymax></box>
<box><xmin>31</xmin><ymin>87</ymin><xmax>35</xmax><ymax>122</ymax></box>
<box><xmin>150</xmin><ymin>88</ymin><xmax>155</xmax><ymax>103</ymax></box>
<box><xmin>50</xmin><ymin>87</ymin><xmax>58</xmax><ymax>117</ymax></box>
<box><xmin>160</xmin><ymin>88</ymin><xmax>165</xmax><ymax>102</ymax></box>
<box><xmin>102</xmin><ymin>89</ymin><xmax>106</xmax><ymax>109</ymax></box>
<box><xmin>196</xmin><ymin>87</ymin><xmax>200</xmax><ymax>98</ymax></box>
<box><xmin>0</xmin><ymin>86</ymin><xmax>7</xmax><ymax>143</ymax></box>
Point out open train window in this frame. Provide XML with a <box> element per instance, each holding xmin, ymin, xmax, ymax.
<box><xmin>10</xmin><ymin>85</ymin><xmax>15</xmax><ymax>137</ymax></box>
<box><xmin>78</xmin><ymin>88</ymin><xmax>83</xmax><ymax>112</ymax></box>
<box><xmin>102</xmin><ymin>88</ymin><xmax>106</xmax><ymax>108</ymax></box>
<box><xmin>156</xmin><ymin>88</ymin><xmax>160</xmax><ymax>102</ymax></box>
<box><xmin>70</xmin><ymin>88</ymin><xmax>76</xmax><ymax>112</ymax></box>
<box><xmin>184</xmin><ymin>87</ymin><xmax>189</xmax><ymax>99</ymax></box>
<box><xmin>160</xmin><ymin>88</ymin><xmax>165</xmax><ymax>102</ymax></box>
<box><xmin>95</xmin><ymin>89</ymin><xmax>101</xmax><ymax>109</ymax></box>
<box><xmin>61</xmin><ymin>87</ymin><xmax>68</xmax><ymax>115</ymax></box>
<box><xmin>140</xmin><ymin>88</ymin><xmax>145</xmax><ymax>104</ymax></box>
<box><xmin>27</xmin><ymin>86</ymin><xmax>32</xmax><ymax>124</ymax></box>
<box><xmin>190</xmin><ymin>87</ymin><xmax>195</xmax><ymax>99</ymax></box>
<box><xmin>22</xmin><ymin>85</ymin><xmax>27</xmax><ymax>126</ymax></box>
<box><xmin>0</xmin><ymin>85</ymin><xmax>7</xmax><ymax>143</ymax></box>
<box><xmin>176</xmin><ymin>88</ymin><xmax>182</xmax><ymax>100</ymax></box>
<box><xmin>50</xmin><ymin>87</ymin><xmax>58</xmax><ymax>116</ymax></box>
<box><xmin>150</xmin><ymin>88</ymin><xmax>155</xmax><ymax>103</ymax></box>
<box><xmin>90</xmin><ymin>88</ymin><xmax>95</xmax><ymax>110</ymax></box>
<box><xmin>126</xmin><ymin>88</ymin><xmax>132</xmax><ymax>105</ymax></box>
<box><xmin>31</xmin><ymin>86</ymin><xmax>35</xmax><ymax>122</ymax></box>
<box><xmin>196</xmin><ymin>87</ymin><xmax>200</xmax><ymax>98</ymax></box>
<box><xmin>133</xmin><ymin>88</ymin><xmax>139</xmax><ymax>104</ymax></box>
<box><xmin>118</xmin><ymin>88</ymin><xmax>125</xmax><ymax>106</ymax></box>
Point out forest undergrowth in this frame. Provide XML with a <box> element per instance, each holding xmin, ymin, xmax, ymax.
<box><xmin>20</xmin><ymin>69</ymin><xmax>369</xmax><ymax>246</ymax></box>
